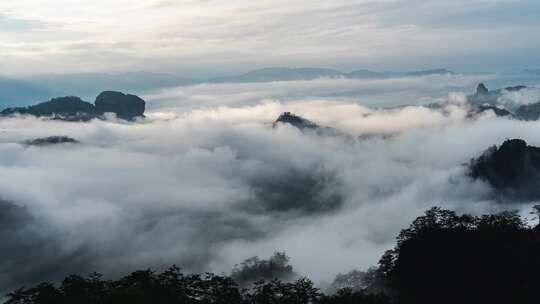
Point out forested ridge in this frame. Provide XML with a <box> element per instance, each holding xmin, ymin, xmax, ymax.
<box><xmin>7</xmin><ymin>207</ymin><xmax>540</xmax><ymax>304</ymax></box>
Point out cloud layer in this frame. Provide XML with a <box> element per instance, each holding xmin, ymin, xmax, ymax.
<box><xmin>145</xmin><ymin>73</ymin><xmax>493</xmax><ymax>110</ymax></box>
<box><xmin>1</xmin><ymin>75</ymin><xmax>540</xmax><ymax>293</ymax></box>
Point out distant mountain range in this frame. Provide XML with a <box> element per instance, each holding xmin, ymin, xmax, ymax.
<box><xmin>523</xmin><ymin>69</ymin><xmax>540</xmax><ymax>75</ymax></box>
<box><xmin>2</xmin><ymin>66</ymin><xmax>539</xmax><ymax>117</ymax></box>
<box><xmin>0</xmin><ymin>73</ymin><xmax>195</xmax><ymax>109</ymax></box>
<box><xmin>25</xmin><ymin>72</ymin><xmax>197</xmax><ymax>98</ymax></box>
<box><xmin>4</xmin><ymin>67</ymin><xmax>540</xmax><ymax>110</ymax></box>
<box><xmin>209</xmin><ymin>67</ymin><xmax>456</xmax><ymax>83</ymax></box>
<box><xmin>0</xmin><ymin>67</ymin><xmax>456</xmax><ymax>109</ymax></box>
<box><xmin>0</xmin><ymin>77</ymin><xmax>53</xmax><ymax>108</ymax></box>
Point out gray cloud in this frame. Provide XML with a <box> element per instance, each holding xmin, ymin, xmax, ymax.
<box><xmin>0</xmin><ymin>0</ymin><xmax>539</xmax><ymax>75</ymax></box>
<box><xmin>243</xmin><ymin>165</ymin><xmax>343</xmax><ymax>215</ymax></box>
<box><xmin>0</xmin><ymin>197</ymin><xmax>98</xmax><ymax>293</ymax></box>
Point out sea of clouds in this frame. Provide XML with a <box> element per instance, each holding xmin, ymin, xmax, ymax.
<box><xmin>1</xmin><ymin>74</ymin><xmax>540</xmax><ymax>292</ymax></box>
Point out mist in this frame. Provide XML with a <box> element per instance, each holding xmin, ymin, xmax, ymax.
<box><xmin>1</xmin><ymin>74</ymin><xmax>539</xmax><ymax>293</ymax></box>
<box><xmin>144</xmin><ymin>73</ymin><xmax>494</xmax><ymax>110</ymax></box>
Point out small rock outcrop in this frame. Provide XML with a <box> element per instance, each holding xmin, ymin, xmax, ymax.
<box><xmin>94</xmin><ymin>91</ymin><xmax>145</xmax><ymax>120</ymax></box>
<box><xmin>476</xmin><ymin>83</ymin><xmax>489</xmax><ymax>95</ymax></box>
<box><xmin>25</xmin><ymin>136</ymin><xmax>79</xmax><ymax>146</ymax></box>
<box><xmin>273</xmin><ymin>112</ymin><xmax>346</xmax><ymax>138</ymax></box>
<box><xmin>469</xmin><ymin>139</ymin><xmax>540</xmax><ymax>200</ymax></box>
<box><xmin>273</xmin><ymin>112</ymin><xmax>319</xmax><ymax>129</ymax></box>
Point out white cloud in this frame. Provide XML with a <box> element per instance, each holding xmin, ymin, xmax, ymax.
<box><xmin>497</xmin><ymin>87</ymin><xmax>540</xmax><ymax>109</ymax></box>
<box><xmin>0</xmin><ymin>86</ymin><xmax>538</xmax><ymax>291</ymax></box>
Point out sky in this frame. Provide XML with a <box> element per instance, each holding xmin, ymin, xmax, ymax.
<box><xmin>0</xmin><ymin>0</ymin><xmax>539</xmax><ymax>76</ymax></box>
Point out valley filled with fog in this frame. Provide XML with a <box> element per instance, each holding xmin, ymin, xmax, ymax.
<box><xmin>1</xmin><ymin>72</ymin><xmax>540</xmax><ymax>293</ymax></box>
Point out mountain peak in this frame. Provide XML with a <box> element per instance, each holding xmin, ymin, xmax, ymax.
<box><xmin>274</xmin><ymin>112</ymin><xmax>319</xmax><ymax>129</ymax></box>
<box><xmin>476</xmin><ymin>83</ymin><xmax>489</xmax><ymax>95</ymax></box>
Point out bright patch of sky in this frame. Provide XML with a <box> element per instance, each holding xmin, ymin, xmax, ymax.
<box><xmin>0</xmin><ymin>0</ymin><xmax>539</xmax><ymax>76</ymax></box>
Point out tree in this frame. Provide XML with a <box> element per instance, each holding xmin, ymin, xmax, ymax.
<box><xmin>231</xmin><ymin>252</ymin><xmax>297</xmax><ymax>287</ymax></box>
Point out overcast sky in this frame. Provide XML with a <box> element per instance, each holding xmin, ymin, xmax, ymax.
<box><xmin>0</xmin><ymin>0</ymin><xmax>539</xmax><ymax>76</ymax></box>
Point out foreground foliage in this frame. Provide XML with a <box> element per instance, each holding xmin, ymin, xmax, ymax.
<box><xmin>7</xmin><ymin>206</ymin><xmax>540</xmax><ymax>304</ymax></box>
<box><xmin>4</xmin><ymin>267</ymin><xmax>385</xmax><ymax>304</ymax></box>
<box><xmin>378</xmin><ymin>207</ymin><xmax>540</xmax><ymax>304</ymax></box>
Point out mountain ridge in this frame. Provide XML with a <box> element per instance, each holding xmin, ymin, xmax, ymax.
<box><xmin>209</xmin><ymin>67</ymin><xmax>456</xmax><ymax>83</ymax></box>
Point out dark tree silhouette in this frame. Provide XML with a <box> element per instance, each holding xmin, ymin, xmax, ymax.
<box><xmin>4</xmin><ymin>267</ymin><xmax>387</xmax><ymax>304</ymax></box>
<box><xmin>326</xmin><ymin>270</ymin><xmax>367</xmax><ymax>294</ymax></box>
<box><xmin>7</xmin><ymin>207</ymin><xmax>540</xmax><ymax>304</ymax></box>
<box><xmin>231</xmin><ymin>252</ymin><xmax>297</xmax><ymax>287</ymax></box>
<box><xmin>319</xmin><ymin>288</ymin><xmax>391</xmax><ymax>304</ymax></box>
<box><xmin>380</xmin><ymin>207</ymin><xmax>540</xmax><ymax>304</ymax></box>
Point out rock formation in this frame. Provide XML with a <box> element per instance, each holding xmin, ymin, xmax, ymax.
<box><xmin>467</xmin><ymin>83</ymin><xmax>497</xmax><ymax>105</ymax></box>
<box><xmin>94</xmin><ymin>91</ymin><xmax>145</xmax><ymax>120</ymax></box>
<box><xmin>25</xmin><ymin>136</ymin><xmax>79</xmax><ymax>146</ymax></box>
<box><xmin>273</xmin><ymin>112</ymin><xmax>345</xmax><ymax>138</ymax></box>
<box><xmin>465</xmin><ymin>83</ymin><xmax>540</xmax><ymax>121</ymax></box>
<box><xmin>273</xmin><ymin>112</ymin><xmax>320</xmax><ymax>129</ymax></box>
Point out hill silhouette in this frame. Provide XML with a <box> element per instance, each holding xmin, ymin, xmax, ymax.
<box><xmin>7</xmin><ymin>207</ymin><xmax>540</xmax><ymax>304</ymax></box>
<box><xmin>380</xmin><ymin>207</ymin><xmax>540</xmax><ymax>304</ymax></box>
<box><xmin>1</xmin><ymin>91</ymin><xmax>145</xmax><ymax>121</ymax></box>
<box><xmin>469</xmin><ymin>138</ymin><xmax>540</xmax><ymax>200</ymax></box>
